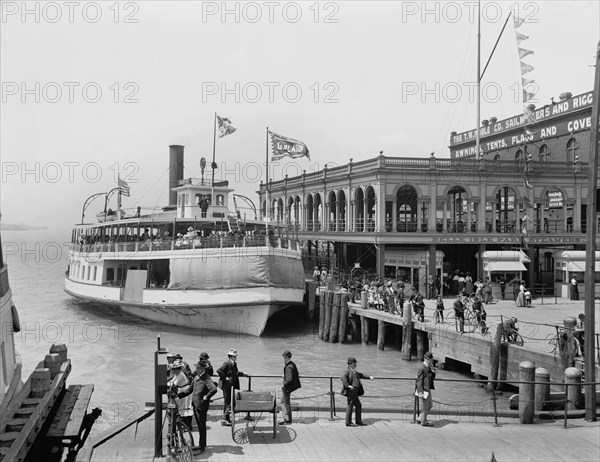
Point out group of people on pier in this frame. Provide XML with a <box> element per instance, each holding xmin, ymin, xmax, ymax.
<box><xmin>163</xmin><ymin>347</ymin><xmax>440</xmax><ymax>453</ymax></box>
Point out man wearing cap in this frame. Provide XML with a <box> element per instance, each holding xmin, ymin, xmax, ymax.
<box><xmin>216</xmin><ymin>348</ymin><xmax>247</xmax><ymax>426</ymax></box>
<box><xmin>340</xmin><ymin>357</ymin><xmax>374</xmax><ymax>427</ymax></box>
<box><xmin>179</xmin><ymin>359</ymin><xmax>217</xmax><ymax>453</ymax></box>
<box><xmin>279</xmin><ymin>350</ymin><xmax>301</xmax><ymax>425</ymax></box>
<box><xmin>196</xmin><ymin>352</ymin><xmax>214</xmax><ymax>377</ymax></box>
<box><xmin>415</xmin><ymin>351</ymin><xmax>437</xmax><ymax>427</ymax></box>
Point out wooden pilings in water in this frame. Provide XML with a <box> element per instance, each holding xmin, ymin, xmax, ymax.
<box><xmin>319</xmin><ymin>290</ymin><xmax>350</xmax><ymax>343</ymax></box>
<box><xmin>329</xmin><ymin>292</ymin><xmax>341</xmax><ymax>343</ymax></box>
<box><xmin>339</xmin><ymin>294</ymin><xmax>348</xmax><ymax>343</ymax></box>
<box><xmin>307</xmin><ymin>281</ymin><xmax>317</xmax><ymax>321</ymax></box>
<box><xmin>401</xmin><ymin>305</ymin><xmax>413</xmax><ymax>360</ymax></box>
<box><xmin>377</xmin><ymin>320</ymin><xmax>386</xmax><ymax>350</ymax></box>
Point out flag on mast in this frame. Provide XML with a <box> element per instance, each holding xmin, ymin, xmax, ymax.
<box><xmin>216</xmin><ymin>115</ymin><xmax>236</xmax><ymax>138</ymax></box>
<box><xmin>118</xmin><ymin>176</ymin><xmax>131</xmax><ymax>196</ymax></box>
<box><xmin>269</xmin><ymin>131</ymin><xmax>310</xmax><ymax>161</ymax></box>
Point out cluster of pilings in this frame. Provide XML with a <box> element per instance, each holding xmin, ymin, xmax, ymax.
<box><xmin>307</xmin><ymin>283</ymin><xmax>428</xmax><ymax>360</ymax></box>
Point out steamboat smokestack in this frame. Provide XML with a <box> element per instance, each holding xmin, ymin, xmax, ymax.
<box><xmin>169</xmin><ymin>145</ymin><xmax>184</xmax><ymax>206</ymax></box>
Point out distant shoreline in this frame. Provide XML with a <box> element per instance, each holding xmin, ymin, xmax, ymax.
<box><xmin>0</xmin><ymin>224</ymin><xmax>50</xmax><ymax>231</ymax></box>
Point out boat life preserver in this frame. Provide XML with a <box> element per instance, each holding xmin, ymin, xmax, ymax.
<box><xmin>11</xmin><ymin>303</ymin><xmax>20</xmax><ymax>333</ymax></box>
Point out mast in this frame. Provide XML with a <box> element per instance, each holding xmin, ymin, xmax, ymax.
<box><xmin>266</xmin><ymin>127</ymin><xmax>270</xmax><ymax>229</ymax></box>
<box><xmin>475</xmin><ymin>0</ymin><xmax>481</xmax><ymax>159</ymax></box>
<box><xmin>211</xmin><ymin>112</ymin><xmax>217</xmax><ymax>211</ymax></box>
<box><xmin>583</xmin><ymin>40</ymin><xmax>600</xmax><ymax>422</ymax></box>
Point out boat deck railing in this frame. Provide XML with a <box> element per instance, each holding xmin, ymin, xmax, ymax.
<box><xmin>69</xmin><ymin>235</ymin><xmax>302</xmax><ymax>254</ymax></box>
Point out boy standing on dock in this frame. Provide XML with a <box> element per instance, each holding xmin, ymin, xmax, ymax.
<box><xmin>279</xmin><ymin>350</ymin><xmax>301</xmax><ymax>425</ymax></box>
<box><xmin>217</xmin><ymin>349</ymin><xmax>247</xmax><ymax>426</ymax></box>
<box><xmin>341</xmin><ymin>357</ymin><xmax>374</xmax><ymax>427</ymax></box>
<box><xmin>415</xmin><ymin>352</ymin><xmax>436</xmax><ymax>427</ymax></box>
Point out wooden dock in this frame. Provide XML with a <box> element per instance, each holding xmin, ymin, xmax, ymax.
<box><xmin>83</xmin><ymin>407</ymin><xmax>600</xmax><ymax>461</ymax></box>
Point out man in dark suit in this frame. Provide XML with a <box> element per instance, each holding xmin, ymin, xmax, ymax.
<box><xmin>216</xmin><ymin>348</ymin><xmax>247</xmax><ymax>426</ymax></box>
<box><xmin>279</xmin><ymin>350</ymin><xmax>301</xmax><ymax>425</ymax></box>
<box><xmin>340</xmin><ymin>357</ymin><xmax>374</xmax><ymax>427</ymax></box>
<box><xmin>179</xmin><ymin>359</ymin><xmax>217</xmax><ymax>453</ymax></box>
<box><xmin>415</xmin><ymin>351</ymin><xmax>436</xmax><ymax>427</ymax></box>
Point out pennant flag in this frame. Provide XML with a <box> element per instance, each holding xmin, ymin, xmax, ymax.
<box><xmin>118</xmin><ymin>176</ymin><xmax>130</xmax><ymax>196</ymax></box>
<box><xmin>270</xmin><ymin>131</ymin><xmax>310</xmax><ymax>161</ymax></box>
<box><xmin>520</xmin><ymin>62</ymin><xmax>534</xmax><ymax>75</ymax></box>
<box><xmin>518</xmin><ymin>47</ymin><xmax>533</xmax><ymax>59</ymax></box>
<box><xmin>515</xmin><ymin>32</ymin><xmax>529</xmax><ymax>44</ymax></box>
<box><xmin>513</xmin><ymin>16</ymin><xmax>525</xmax><ymax>28</ymax></box>
<box><xmin>522</xmin><ymin>77</ymin><xmax>535</xmax><ymax>88</ymax></box>
<box><xmin>217</xmin><ymin>115</ymin><xmax>236</xmax><ymax>138</ymax></box>
<box><xmin>523</xmin><ymin>90</ymin><xmax>536</xmax><ymax>103</ymax></box>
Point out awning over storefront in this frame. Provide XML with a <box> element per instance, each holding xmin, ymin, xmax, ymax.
<box><xmin>566</xmin><ymin>261</ymin><xmax>600</xmax><ymax>272</ymax></box>
<box><xmin>484</xmin><ymin>261</ymin><xmax>527</xmax><ymax>272</ymax></box>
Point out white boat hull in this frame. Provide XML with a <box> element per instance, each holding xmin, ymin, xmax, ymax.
<box><xmin>64</xmin><ymin>278</ymin><xmax>304</xmax><ymax>336</ymax></box>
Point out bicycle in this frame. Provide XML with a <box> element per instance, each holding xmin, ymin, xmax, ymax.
<box><xmin>502</xmin><ymin>329</ymin><xmax>524</xmax><ymax>346</ymax></box>
<box><xmin>166</xmin><ymin>383</ymin><xmax>194</xmax><ymax>462</ymax></box>
<box><xmin>454</xmin><ymin>307</ymin><xmax>478</xmax><ymax>333</ymax></box>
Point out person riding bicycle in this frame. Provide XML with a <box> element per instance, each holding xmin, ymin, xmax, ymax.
<box><xmin>471</xmin><ymin>295</ymin><xmax>488</xmax><ymax>334</ymax></box>
<box><xmin>453</xmin><ymin>295</ymin><xmax>465</xmax><ymax>333</ymax></box>
<box><xmin>503</xmin><ymin>317</ymin><xmax>519</xmax><ymax>342</ymax></box>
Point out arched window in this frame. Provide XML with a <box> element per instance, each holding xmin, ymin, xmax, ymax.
<box><xmin>515</xmin><ymin>149</ymin><xmax>524</xmax><ymax>161</ymax></box>
<box><xmin>494</xmin><ymin>154</ymin><xmax>501</xmax><ymax>161</ymax></box>
<box><xmin>539</xmin><ymin>144</ymin><xmax>550</xmax><ymax>162</ymax></box>
<box><xmin>566</xmin><ymin>137</ymin><xmax>579</xmax><ymax>163</ymax></box>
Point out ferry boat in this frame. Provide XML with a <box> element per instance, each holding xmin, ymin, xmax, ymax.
<box><xmin>64</xmin><ymin>145</ymin><xmax>306</xmax><ymax>336</ymax></box>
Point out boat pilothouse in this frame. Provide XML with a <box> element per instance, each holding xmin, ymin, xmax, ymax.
<box><xmin>65</xmin><ymin>145</ymin><xmax>306</xmax><ymax>336</ymax></box>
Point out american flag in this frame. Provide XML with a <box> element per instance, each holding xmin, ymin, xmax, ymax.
<box><xmin>118</xmin><ymin>177</ymin><xmax>130</xmax><ymax>196</ymax></box>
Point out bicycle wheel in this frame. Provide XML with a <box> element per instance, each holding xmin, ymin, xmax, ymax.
<box><xmin>176</xmin><ymin>421</ymin><xmax>193</xmax><ymax>462</ymax></box>
<box><xmin>513</xmin><ymin>333</ymin><xmax>524</xmax><ymax>347</ymax></box>
<box><xmin>464</xmin><ymin>309</ymin><xmax>477</xmax><ymax>332</ymax></box>
<box><xmin>350</xmin><ymin>267</ymin><xmax>364</xmax><ymax>280</ymax></box>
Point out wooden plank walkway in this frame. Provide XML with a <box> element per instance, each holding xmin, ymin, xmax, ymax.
<box><xmin>89</xmin><ymin>408</ymin><xmax>600</xmax><ymax>461</ymax></box>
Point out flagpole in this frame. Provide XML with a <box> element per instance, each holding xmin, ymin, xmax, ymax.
<box><xmin>266</xmin><ymin>127</ymin><xmax>270</xmax><ymax>230</ymax></box>
<box><xmin>475</xmin><ymin>0</ymin><xmax>481</xmax><ymax>160</ymax></box>
<box><xmin>211</xmin><ymin>112</ymin><xmax>217</xmax><ymax>213</ymax></box>
<box><xmin>117</xmin><ymin>168</ymin><xmax>122</xmax><ymax>219</ymax></box>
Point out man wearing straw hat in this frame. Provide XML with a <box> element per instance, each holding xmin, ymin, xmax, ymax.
<box><xmin>216</xmin><ymin>348</ymin><xmax>248</xmax><ymax>426</ymax></box>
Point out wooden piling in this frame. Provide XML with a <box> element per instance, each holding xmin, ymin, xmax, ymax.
<box><xmin>377</xmin><ymin>320</ymin><xmax>386</xmax><ymax>350</ymax></box>
<box><xmin>534</xmin><ymin>368</ymin><xmax>550</xmax><ymax>411</ymax></box>
<box><xmin>518</xmin><ymin>361</ymin><xmax>535</xmax><ymax>424</ymax></box>
<box><xmin>44</xmin><ymin>353</ymin><xmax>61</xmax><ymax>379</ymax></box>
<box><xmin>323</xmin><ymin>290</ymin><xmax>333</xmax><ymax>342</ymax></box>
<box><xmin>487</xmin><ymin>321</ymin><xmax>503</xmax><ymax>392</ymax></box>
<box><xmin>31</xmin><ymin>368</ymin><xmax>51</xmax><ymax>399</ymax></box>
<box><xmin>339</xmin><ymin>293</ymin><xmax>348</xmax><ymax>344</ymax></box>
<box><xmin>564</xmin><ymin>367</ymin><xmax>583</xmax><ymax>410</ymax></box>
<box><xmin>49</xmin><ymin>343</ymin><xmax>68</xmax><ymax>363</ymax></box>
<box><xmin>307</xmin><ymin>282</ymin><xmax>317</xmax><ymax>321</ymax></box>
<box><xmin>401</xmin><ymin>304</ymin><xmax>413</xmax><ymax>360</ymax></box>
<box><xmin>318</xmin><ymin>292</ymin><xmax>325</xmax><ymax>340</ymax></box>
<box><xmin>349</xmin><ymin>315</ymin><xmax>359</xmax><ymax>342</ymax></box>
<box><xmin>361</xmin><ymin>316</ymin><xmax>369</xmax><ymax>345</ymax></box>
<box><xmin>330</xmin><ymin>292</ymin><xmax>341</xmax><ymax>343</ymax></box>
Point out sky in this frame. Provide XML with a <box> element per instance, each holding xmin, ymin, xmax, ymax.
<box><xmin>1</xmin><ymin>0</ymin><xmax>599</xmax><ymax>229</ymax></box>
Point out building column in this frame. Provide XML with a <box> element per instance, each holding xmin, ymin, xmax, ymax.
<box><xmin>442</xmin><ymin>200</ymin><xmax>448</xmax><ymax>232</ymax></box>
<box><xmin>363</xmin><ymin>195</ymin><xmax>368</xmax><ymax>232</ymax></box>
<box><xmin>428</xmin><ymin>191</ymin><xmax>437</xmax><ymax>232</ymax></box>
<box><xmin>377</xmin><ymin>243</ymin><xmax>385</xmax><ymax>278</ymax></box>
<box><xmin>393</xmin><ymin>197</ymin><xmax>398</xmax><ymax>232</ymax></box>
<box><xmin>467</xmin><ymin>201</ymin><xmax>472</xmax><ymax>233</ymax></box>
<box><xmin>428</xmin><ymin>244</ymin><xmax>437</xmax><ymax>296</ymax></box>
<box><xmin>574</xmin><ymin>193</ymin><xmax>582</xmax><ymax>232</ymax></box>
<box><xmin>478</xmin><ymin>243</ymin><xmax>486</xmax><ymax>281</ymax></box>
<box><xmin>492</xmin><ymin>202</ymin><xmax>497</xmax><ymax>232</ymax></box>
<box><xmin>416</xmin><ymin>199</ymin><xmax>423</xmax><ymax>233</ymax></box>
<box><xmin>563</xmin><ymin>201</ymin><xmax>568</xmax><ymax>232</ymax></box>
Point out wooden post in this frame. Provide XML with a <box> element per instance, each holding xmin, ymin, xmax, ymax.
<box><xmin>339</xmin><ymin>293</ymin><xmax>348</xmax><ymax>344</ymax></box>
<box><xmin>377</xmin><ymin>320</ymin><xmax>386</xmax><ymax>350</ymax></box>
<box><xmin>487</xmin><ymin>321</ymin><xmax>503</xmax><ymax>392</ymax></box>
<box><xmin>361</xmin><ymin>316</ymin><xmax>369</xmax><ymax>345</ymax></box>
<box><xmin>323</xmin><ymin>290</ymin><xmax>333</xmax><ymax>342</ymax></box>
<box><xmin>534</xmin><ymin>368</ymin><xmax>550</xmax><ymax>411</ymax></box>
<box><xmin>307</xmin><ymin>282</ymin><xmax>317</xmax><ymax>321</ymax></box>
<box><xmin>349</xmin><ymin>315</ymin><xmax>359</xmax><ymax>342</ymax></box>
<box><xmin>416</xmin><ymin>330</ymin><xmax>426</xmax><ymax>360</ymax></box>
<box><xmin>564</xmin><ymin>367</ymin><xmax>583</xmax><ymax>410</ymax></box>
<box><xmin>518</xmin><ymin>361</ymin><xmax>535</xmax><ymax>424</ymax></box>
<box><xmin>401</xmin><ymin>304</ymin><xmax>413</xmax><ymax>360</ymax></box>
<box><xmin>49</xmin><ymin>344</ymin><xmax>68</xmax><ymax>363</ymax></box>
<box><xmin>30</xmin><ymin>368</ymin><xmax>51</xmax><ymax>399</ymax></box>
<box><xmin>318</xmin><ymin>292</ymin><xmax>325</xmax><ymax>340</ymax></box>
<box><xmin>44</xmin><ymin>353</ymin><xmax>61</xmax><ymax>379</ymax></box>
<box><xmin>360</xmin><ymin>289</ymin><xmax>367</xmax><ymax>309</ymax></box>
<box><xmin>330</xmin><ymin>292</ymin><xmax>341</xmax><ymax>343</ymax></box>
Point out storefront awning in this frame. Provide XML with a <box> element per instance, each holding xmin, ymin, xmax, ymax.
<box><xmin>484</xmin><ymin>262</ymin><xmax>527</xmax><ymax>272</ymax></box>
<box><xmin>566</xmin><ymin>261</ymin><xmax>600</xmax><ymax>272</ymax></box>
